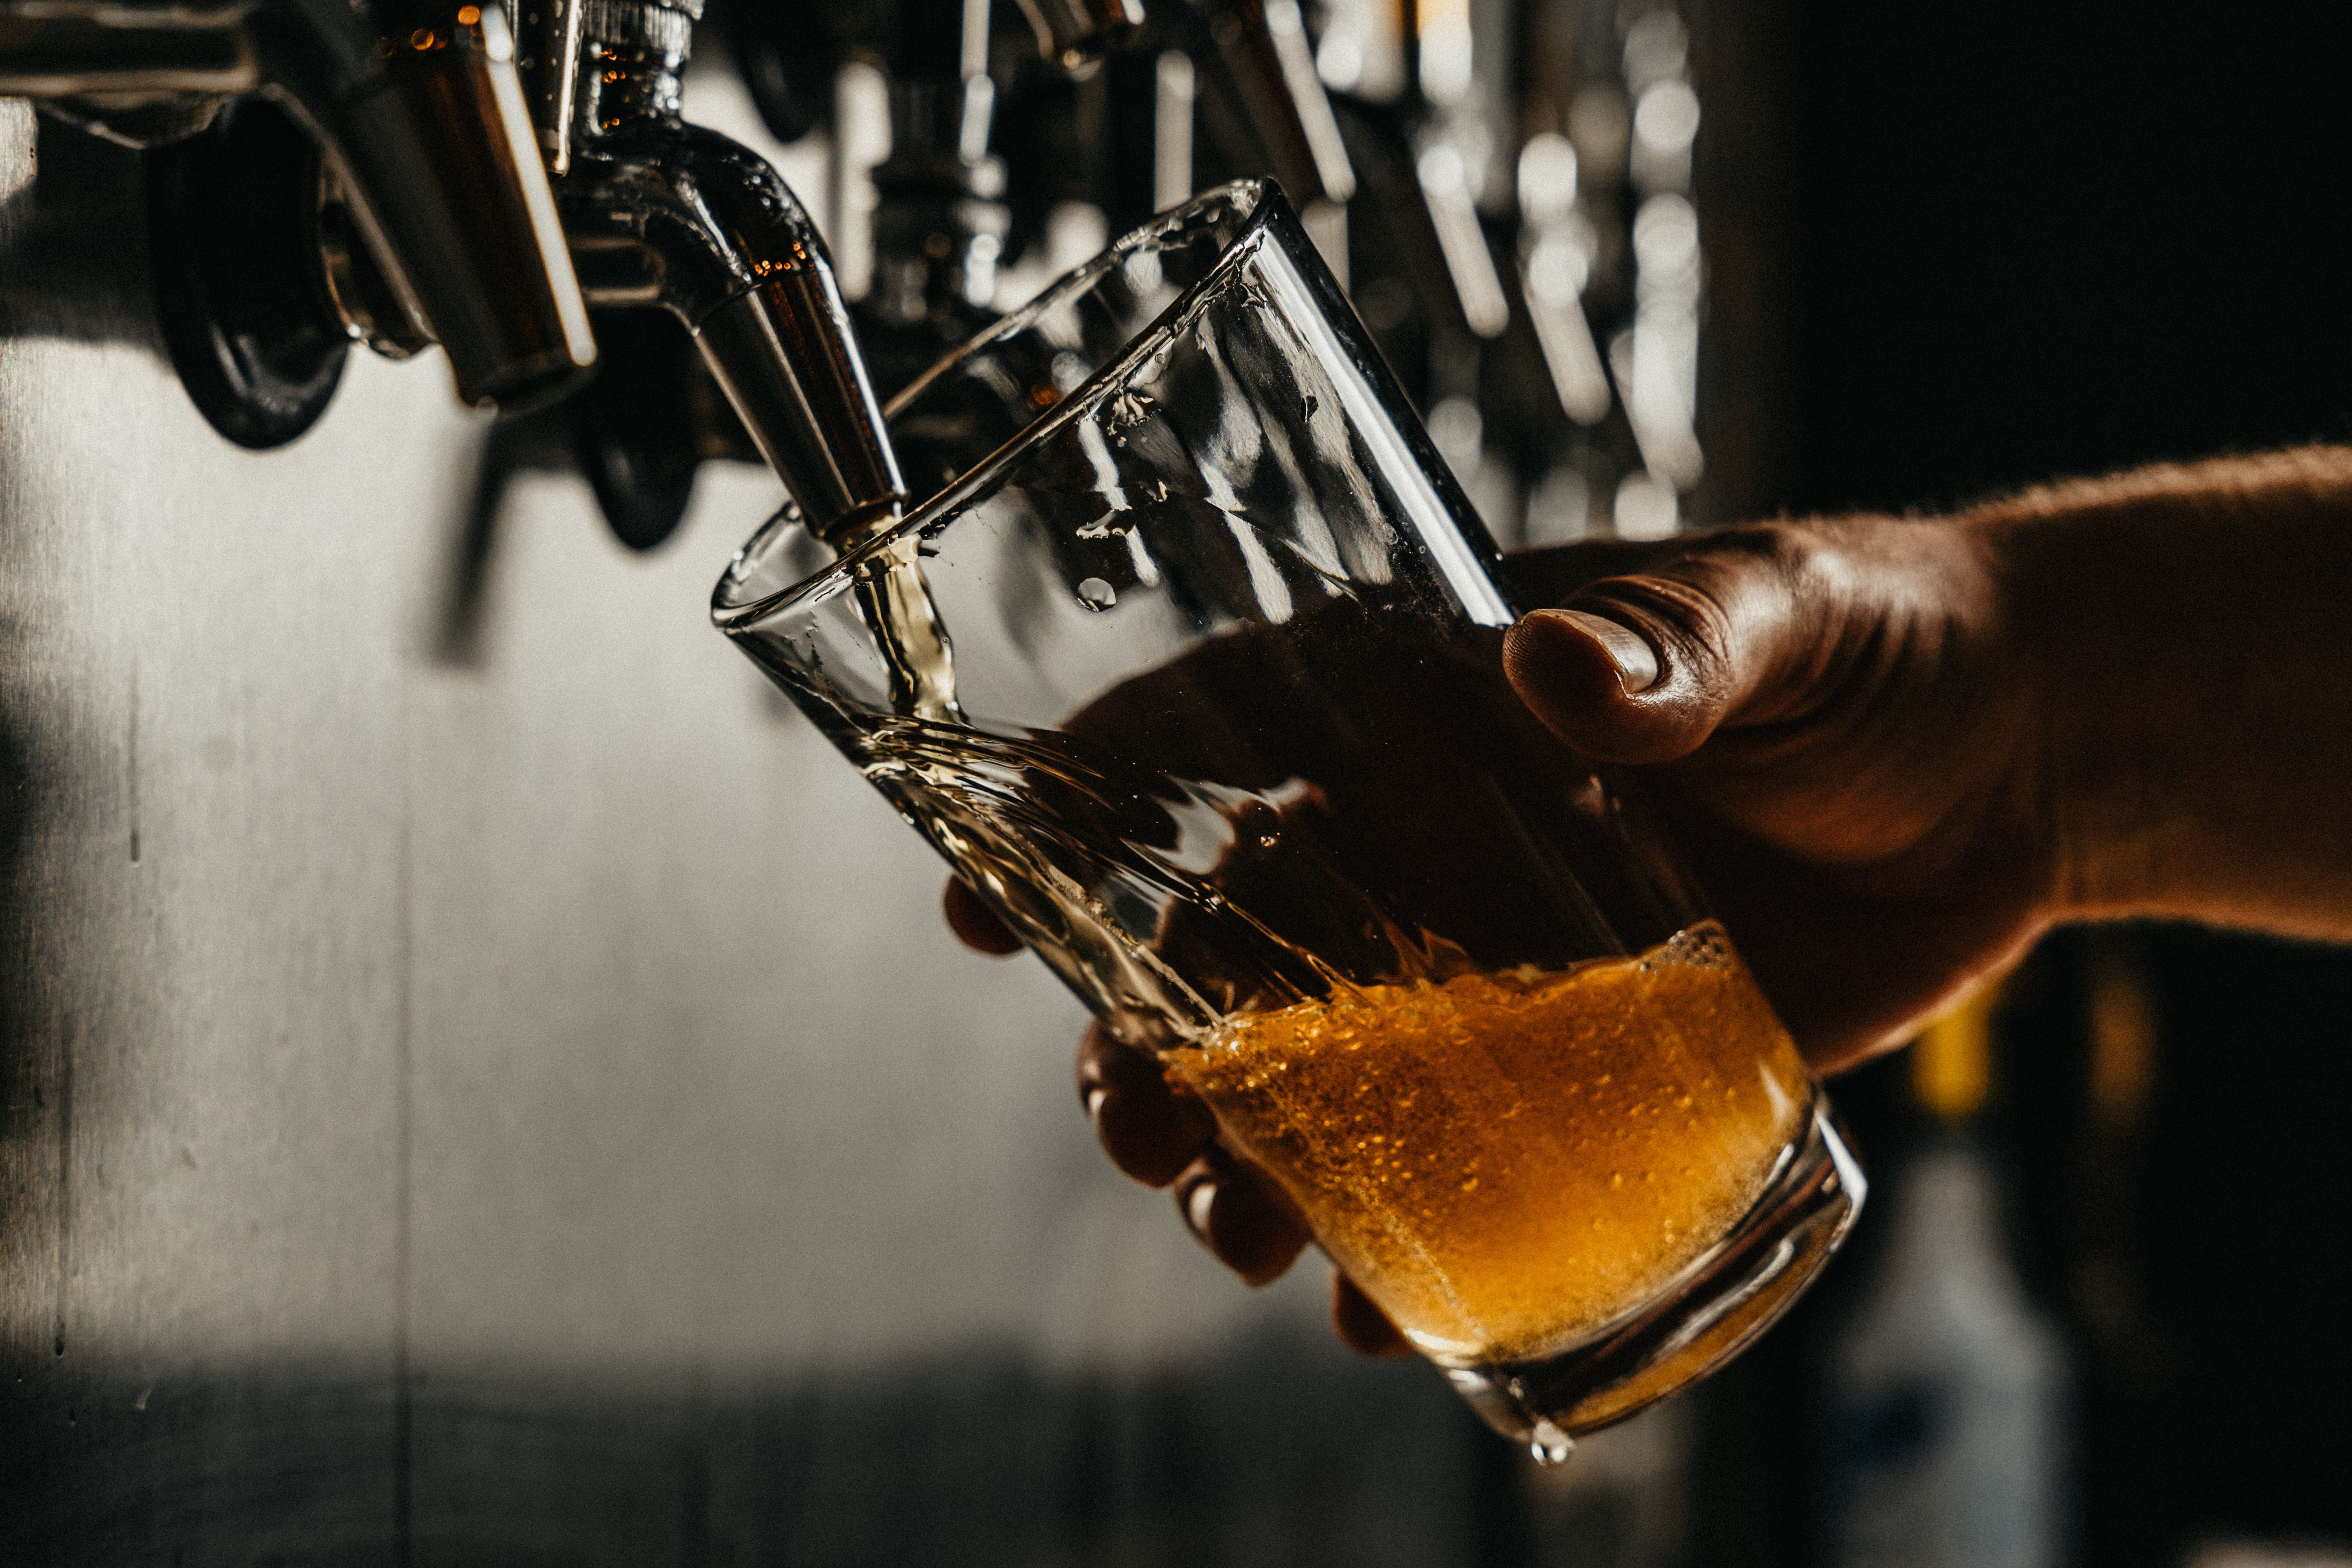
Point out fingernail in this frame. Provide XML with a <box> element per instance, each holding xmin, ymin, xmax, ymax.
<box><xmin>1552</xmin><ymin>609</ymin><xmax>1660</xmax><ymax>694</ymax></box>
<box><xmin>1182</xmin><ymin>1179</ymin><xmax>1217</xmax><ymax>1243</ymax></box>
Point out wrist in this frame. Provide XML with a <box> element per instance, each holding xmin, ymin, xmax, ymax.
<box><xmin>1972</xmin><ymin>447</ymin><xmax>2352</xmax><ymax>934</ymax></box>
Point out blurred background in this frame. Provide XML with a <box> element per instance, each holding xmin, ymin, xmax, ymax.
<box><xmin>3</xmin><ymin>0</ymin><xmax>2350</xmax><ymax>1562</ymax></box>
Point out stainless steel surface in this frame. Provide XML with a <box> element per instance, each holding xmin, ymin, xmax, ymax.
<box><xmin>689</xmin><ymin>274</ymin><xmax>903</xmax><ymax>539</ymax></box>
<box><xmin>519</xmin><ymin>0</ymin><xmax>584</xmax><ymax>172</ymax></box>
<box><xmin>578</xmin><ymin>0</ymin><xmax>698</xmax><ymax>55</ymax></box>
<box><xmin>0</xmin><ymin>3</ymin><xmax>256</xmax><ymax>101</ymax></box>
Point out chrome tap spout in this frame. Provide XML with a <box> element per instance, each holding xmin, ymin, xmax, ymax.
<box><xmin>532</xmin><ymin>5</ymin><xmax>905</xmax><ymax>545</ymax></box>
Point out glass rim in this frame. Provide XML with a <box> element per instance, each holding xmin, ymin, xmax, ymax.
<box><xmin>711</xmin><ymin>178</ymin><xmax>1284</xmax><ymax>631</ymax></box>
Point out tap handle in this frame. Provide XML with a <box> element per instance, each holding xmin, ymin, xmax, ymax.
<box><xmin>1189</xmin><ymin>0</ymin><xmax>1352</xmax><ymax>206</ymax></box>
<box><xmin>257</xmin><ymin>0</ymin><xmax>598</xmax><ymax>409</ymax></box>
<box><xmin>1007</xmin><ymin>0</ymin><xmax>1140</xmax><ymax>71</ymax></box>
<box><xmin>0</xmin><ymin>3</ymin><xmax>256</xmax><ymax>102</ymax></box>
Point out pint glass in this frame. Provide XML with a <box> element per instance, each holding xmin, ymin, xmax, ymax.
<box><xmin>713</xmin><ymin>182</ymin><xmax>1863</xmax><ymax>1459</ymax></box>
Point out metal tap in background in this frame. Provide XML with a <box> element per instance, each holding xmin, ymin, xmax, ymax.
<box><xmin>1471</xmin><ymin>0</ymin><xmax>1708</xmax><ymax>546</ymax></box>
<box><xmin>1020</xmin><ymin>0</ymin><xmax>1353</xmax><ymax>231</ymax></box>
<box><xmin>578</xmin><ymin>0</ymin><xmax>1111</xmax><ymax>538</ymax></box>
<box><xmin>534</xmin><ymin>0</ymin><xmax>1678</xmax><ymax>561</ymax></box>
<box><xmin>1284</xmin><ymin>0</ymin><xmax>1711</xmax><ymax>551</ymax></box>
<box><xmin>710</xmin><ymin>0</ymin><xmax>1355</xmax><ymax>330</ymax></box>
<box><xmin>520</xmin><ymin>0</ymin><xmax>905</xmax><ymax>549</ymax></box>
<box><xmin>1185</xmin><ymin>0</ymin><xmax>1351</xmax><ymax>209</ymax></box>
<box><xmin>516</xmin><ymin>0</ymin><xmax>993</xmax><ymax>553</ymax></box>
<box><xmin>0</xmin><ymin>0</ymin><xmax>598</xmax><ymax>434</ymax></box>
<box><xmin>854</xmin><ymin>0</ymin><xmax>1010</xmax><ymax>401</ymax></box>
<box><xmin>0</xmin><ymin>0</ymin><xmax>1701</xmax><ymax>559</ymax></box>
<box><xmin>1004</xmin><ymin>0</ymin><xmax>1136</xmax><ymax>70</ymax></box>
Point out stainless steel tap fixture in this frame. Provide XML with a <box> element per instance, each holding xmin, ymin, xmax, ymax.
<box><xmin>0</xmin><ymin>1</ymin><xmax>255</xmax><ymax>143</ymax></box>
<box><xmin>1048</xmin><ymin>0</ymin><xmax>1351</xmax><ymax>214</ymax></box>
<box><xmin>1006</xmin><ymin>0</ymin><xmax>1140</xmax><ymax>71</ymax></box>
<box><xmin>855</xmin><ymin>0</ymin><xmax>1009</xmax><ymax>399</ymax></box>
<box><xmin>1186</xmin><ymin>0</ymin><xmax>1350</xmax><ymax>208</ymax></box>
<box><xmin>523</xmin><ymin>0</ymin><xmax>905</xmax><ymax>546</ymax></box>
<box><xmin>0</xmin><ymin>0</ymin><xmax>597</xmax><ymax>412</ymax></box>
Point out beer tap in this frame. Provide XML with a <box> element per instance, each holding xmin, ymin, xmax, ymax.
<box><xmin>855</xmin><ymin>0</ymin><xmax>1010</xmax><ymax>402</ymax></box>
<box><xmin>1004</xmin><ymin>0</ymin><xmax>1137</xmax><ymax>71</ymax></box>
<box><xmin>989</xmin><ymin>0</ymin><xmax>1353</xmax><ymax>240</ymax></box>
<box><xmin>1184</xmin><ymin>0</ymin><xmax>1350</xmax><ymax>211</ymax></box>
<box><xmin>1053</xmin><ymin>0</ymin><xmax>1349</xmax><ymax>221</ymax></box>
<box><xmin>0</xmin><ymin>0</ymin><xmax>598</xmax><ymax>423</ymax></box>
<box><xmin>522</xmin><ymin>0</ymin><xmax>906</xmax><ymax>547</ymax></box>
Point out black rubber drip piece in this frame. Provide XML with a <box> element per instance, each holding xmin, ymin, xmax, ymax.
<box><xmin>569</xmin><ymin>308</ymin><xmax>724</xmax><ymax>552</ymax></box>
<box><xmin>145</xmin><ymin>94</ymin><xmax>349</xmax><ymax>450</ymax></box>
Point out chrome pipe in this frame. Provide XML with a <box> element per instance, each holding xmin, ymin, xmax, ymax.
<box><xmin>530</xmin><ymin>2</ymin><xmax>905</xmax><ymax>545</ymax></box>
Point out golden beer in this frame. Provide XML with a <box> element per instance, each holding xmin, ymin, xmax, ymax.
<box><xmin>1164</xmin><ymin>922</ymin><xmax>1810</xmax><ymax>1364</ymax></box>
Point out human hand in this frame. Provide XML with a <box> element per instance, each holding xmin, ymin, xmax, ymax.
<box><xmin>1501</xmin><ymin>515</ymin><xmax>2046</xmax><ymax>1076</ymax></box>
<box><xmin>943</xmin><ymin>446</ymin><xmax>2352</xmax><ymax>1355</ymax></box>
<box><xmin>947</xmin><ymin>513</ymin><xmax>2049</xmax><ymax>1354</ymax></box>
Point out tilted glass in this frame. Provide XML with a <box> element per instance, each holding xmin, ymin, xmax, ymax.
<box><xmin>714</xmin><ymin>181</ymin><xmax>1863</xmax><ymax>1458</ymax></box>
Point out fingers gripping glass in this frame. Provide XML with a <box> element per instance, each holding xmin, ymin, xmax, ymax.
<box><xmin>714</xmin><ymin>182</ymin><xmax>1864</xmax><ymax>1460</ymax></box>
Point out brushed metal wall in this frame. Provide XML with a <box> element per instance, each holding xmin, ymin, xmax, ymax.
<box><xmin>0</xmin><ymin>97</ymin><xmax>1504</xmax><ymax>1564</ymax></box>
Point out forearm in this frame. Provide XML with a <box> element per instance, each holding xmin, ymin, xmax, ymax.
<box><xmin>1973</xmin><ymin>446</ymin><xmax>2352</xmax><ymax>937</ymax></box>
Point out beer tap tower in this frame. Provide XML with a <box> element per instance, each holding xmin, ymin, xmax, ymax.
<box><xmin>0</xmin><ymin>0</ymin><xmax>599</xmax><ymax>437</ymax></box>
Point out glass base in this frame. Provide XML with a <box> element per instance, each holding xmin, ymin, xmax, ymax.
<box><xmin>1444</xmin><ymin>1103</ymin><xmax>1865</xmax><ymax>1461</ymax></box>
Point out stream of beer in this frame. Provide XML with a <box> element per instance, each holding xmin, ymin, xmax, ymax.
<box><xmin>853</xmin><ymin>536</ymin><xmax>963</xmax><ymax>724</ymax></box>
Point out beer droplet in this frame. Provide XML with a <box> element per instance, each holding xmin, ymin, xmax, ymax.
<box><xmin>1529</xmin><ymin>1420</ymin><xmax>1575</xmax><ymax>1465</ymax></box>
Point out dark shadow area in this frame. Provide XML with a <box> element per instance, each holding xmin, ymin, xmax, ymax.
<box><xmin>0</xmin><ymin>1324</ymin><xmax>1528</xmax><ymax>1567</ymax></box>
<box><xmin>1782</xmin><ymin>4</ymin><xmax>2352</xmax><ymax>519</ymax></box>
<box><xmin>0</xmin><ymin>117</ymin><xmax>87</xmax><ymax>1393</ymax></box>
<box><xmin>0</xmin><ymin>118</ymin><xmax>167</xmax><ymax>353</ymax></box>
<box><xmin>0</xmin><ymin>709</ymin><xmax>46</xmax><ymax>1350</ymax></box>
<box><xmin>431</xmin><ymin>409</ymin><xmax>575</xmax><ymax>671</ymax></box>
<box><xmin>1679</xmin><ymin>5</ymin><xmax>2352</xmax><ymax>1564</ymax></box>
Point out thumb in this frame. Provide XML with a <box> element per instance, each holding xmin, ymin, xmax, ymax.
<box><xmin>1502</xmin><ymin>525</ymin><xmax>1816</xmax><ymax>765</ymax></box>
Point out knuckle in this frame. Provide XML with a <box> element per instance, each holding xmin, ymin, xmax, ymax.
<box><xmin>1662</xmin><ymin>523</ymin><xmax>1825</xmax><ymax>669</ymax></box>
<box><xmin>1577</xmin><ymin>568</ymin><xmax>1737</xmax><ymax>686</ymax></box>
<box><xmin>1562</xmin><ymin>521</ymin><xmax>1838</xmax><ymax>722</ymax></box>
<box><xmin>1699</xmin><ymin>520</ymin><xmax>1829</xmax><ymax>598</ymax></box>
